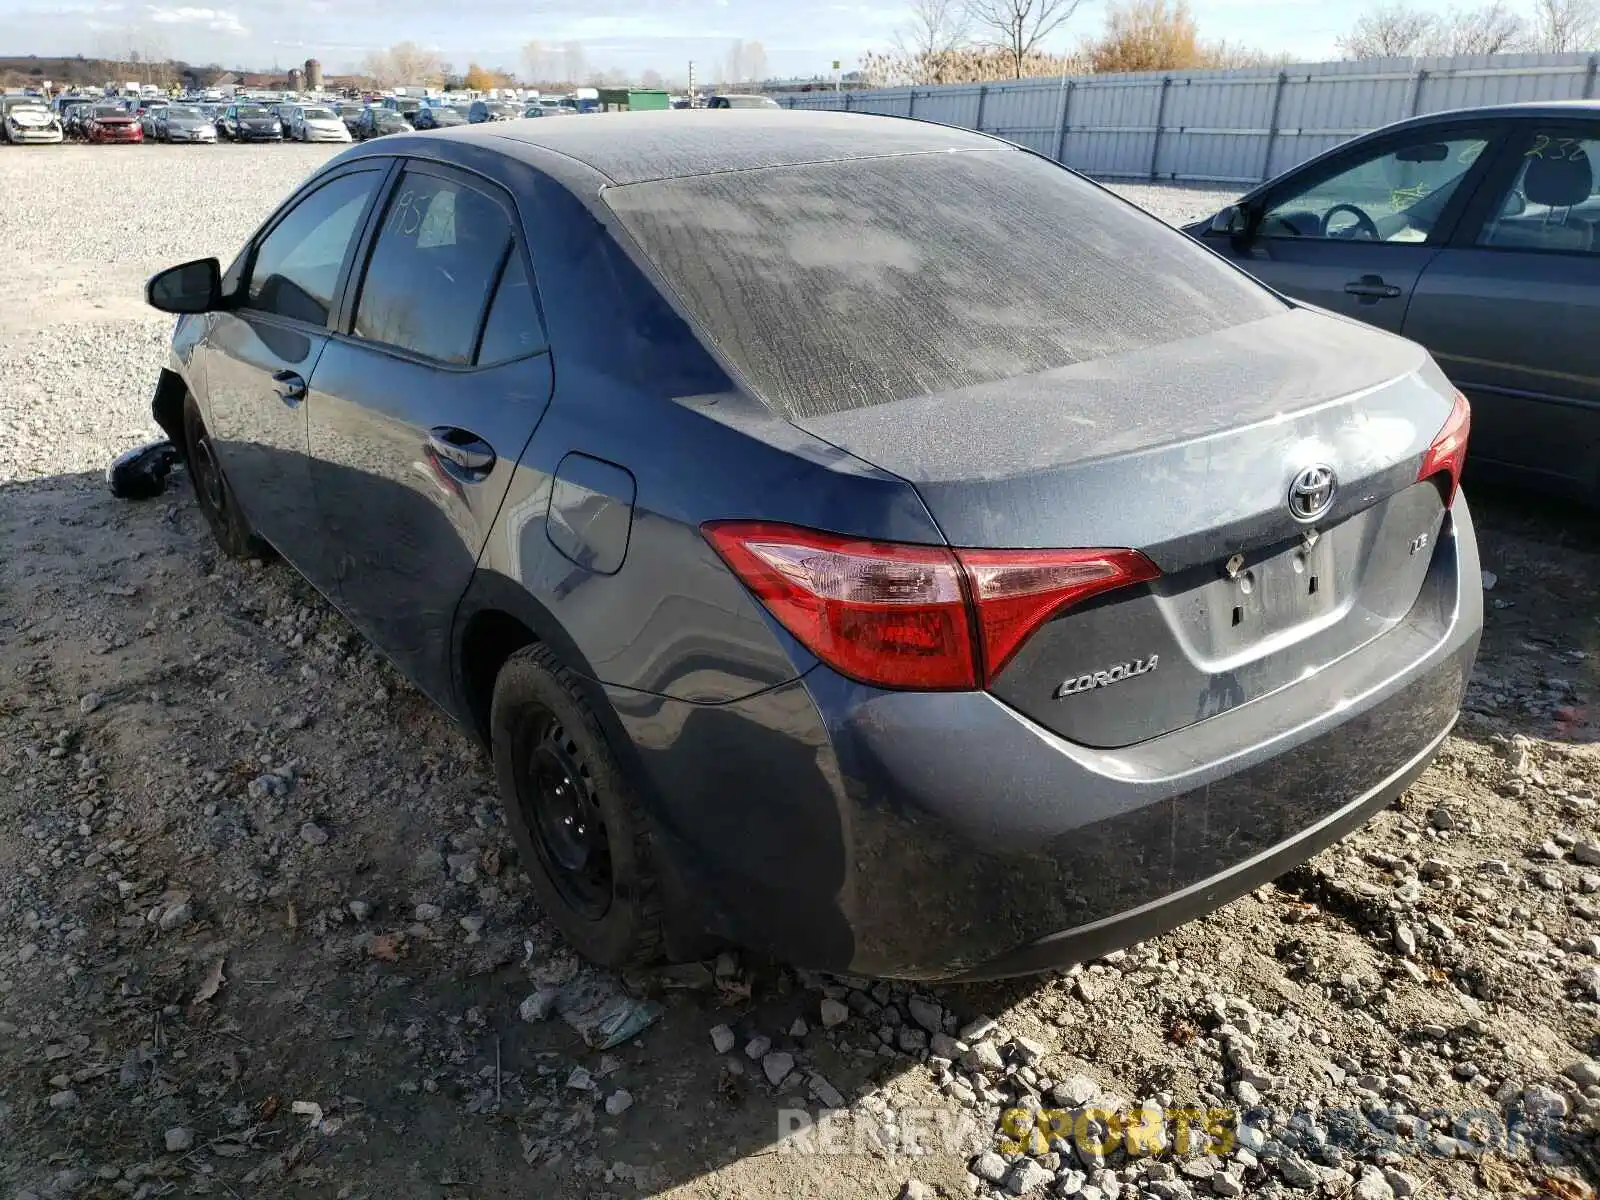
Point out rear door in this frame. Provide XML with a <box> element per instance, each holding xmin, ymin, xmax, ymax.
<box><xmin>1402</xmin><ymin>118</ymin><xmax>1600</xmax><ymax>499</ymax></box>
<box><xmin>200</xmin><ymin>164</ymin><xmax>386</xmax><ymax>588</ymax></box>
<box><xmin>1204</xmin><ymin>121</ymin><xmax>1503</xmax><ymax>332</ymax></box>
<box><xmin>306</xmin><ymin>159</ymin><xmax>555</xmax><ymax>705</ymax></box>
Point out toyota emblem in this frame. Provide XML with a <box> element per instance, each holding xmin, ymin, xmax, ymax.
<box><xmin>1288</xmin><ymin>464</ymin><xmax>1336</xmax><ymax>522</ymax></box>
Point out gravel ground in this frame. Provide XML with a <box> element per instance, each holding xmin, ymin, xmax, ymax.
<box><xmin>1</xmin><ymin>144</ymin><xmax>1597</xmax><ymax>1200</ymax></box>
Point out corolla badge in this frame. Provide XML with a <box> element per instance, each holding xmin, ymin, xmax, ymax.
<box><xmin>1056</xmin><ymin>655</ymin><xmax>1159</xmax><ymax>698</ymax></box>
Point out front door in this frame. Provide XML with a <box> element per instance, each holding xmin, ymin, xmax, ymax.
<box><xmin>1205</xmin><ymin>122</ymin><xmax>1502</xmax><ymax>333</ymax></box>
<box><xmin>1404</xmin><ymin>119</ymin><xmax>1600</xmax><ymax>498</ymax></box>
<box><xmin>201</xmin><ymin>167</ymin><xmax>385</xmax><ymax>587</ymax></box>
<box><xmin>306</xmin><ymin>161</ymin><xmax>554</xmax><ymax>704</ymax></box>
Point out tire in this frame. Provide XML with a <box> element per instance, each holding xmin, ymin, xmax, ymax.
<box><xmin>182</xmin><ymin>396</ymin><xmax>270</xmax><ymax>560</ymax></box>
<box><xmin>490</xmin><ymin>645</ymin><xmax>665</xmax><ymax>969</ymax></box>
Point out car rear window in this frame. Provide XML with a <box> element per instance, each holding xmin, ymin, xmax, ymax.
<box><xmin>602</xmin><ymin>149</ymin><xmax>1284</xmax><ymax>419</ymax></box>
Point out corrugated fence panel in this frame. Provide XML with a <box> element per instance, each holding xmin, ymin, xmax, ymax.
<box><xmin>779</xmin><ymin>50</ymin><xmax>1599</xmax><ymax>184</ymax></box>
<box><xmin>1153</xmin><ymin>72</ymin><xmax>1281</xmax><ymax>181</ymax></box>
<box><xmin>980</xmin><ymin>79</ymin><xmax>1064</xmax><ymax>154</ymax></box>
<box><xmin>1068</xmin><ymin>77</ymin><xmax>1165</xmax><ymax>175</ymax></box>
<box><xmin>856</xmin><ymin>87</ymin><xmax>912</xmax><ymax>115</ymax></box>
<box><xmin>910</xmin><ymin>84</ymin><xmax>979</xmax><ymax>127</ymax></box>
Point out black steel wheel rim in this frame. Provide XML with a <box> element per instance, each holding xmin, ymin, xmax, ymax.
<box><xmin>520</xmin><ymin>713</ymin><xmax>611</xmax><ymax>919</ymax></box>
<box><xmin>193</xmin><ymin>433</ymin><xmax>226</xmax><ymax>514</ymax></box>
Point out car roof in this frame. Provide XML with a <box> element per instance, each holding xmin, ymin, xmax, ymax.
<box><xmin>1447</xmin><ymin>99</ymin><xmax>1600</xmax><ymax>117</ymax></box>
<box><xmin>1367</xmin><ymin>99</ymin><xmax>1600</xmax><ymax>135</ymax></box>
<box><xmin>422</xmin><ymin>109</ymin><xmax>1001</xmax><ymax>186</ymax></box>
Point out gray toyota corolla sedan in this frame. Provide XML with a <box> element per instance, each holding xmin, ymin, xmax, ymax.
<box><xmin>143</xmin><ymin>110</ymin><xmax>1482</xmax><ymax>980</ymax></box>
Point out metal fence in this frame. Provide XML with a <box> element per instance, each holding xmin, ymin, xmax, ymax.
<box><xmin>781</xmin><ymin>52</ymin><xmax>1600</xmax><ymax>185</ymax></box>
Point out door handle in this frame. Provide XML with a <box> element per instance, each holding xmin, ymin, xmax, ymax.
<box><xmin>1344</xmin><ymin>274</ymin><xmax>1402</xmax><ymax>300</ymax></box>
<box><xmin>426</xmin><ymin>427</ymin><xmax>497</xmax><ymax>481</ymax></box>
<box><xmin>272</xmin><ymin>370</ymin><xmax>307</xmax><ymax>404</ymax></box>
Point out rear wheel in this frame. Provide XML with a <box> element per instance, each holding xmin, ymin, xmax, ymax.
<box><xmin>490</xmin><ymin>645</ymin><xmax>665</xmax><ymax>969</ymax></box>
<box><xmin>182</xmin><ymin>397</ymin><xmax>269</xmax><ymax>560</ymax></box>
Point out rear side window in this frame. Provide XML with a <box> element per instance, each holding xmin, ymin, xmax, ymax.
<box><xmin>353</xmin><ymin>170</ymin><xmax>514</xmax><ymax>364</ymax></box>
<box><xmin>247</xmin><ymin>171</ymin><xmax>378</xmax><ymax>325</ymax></box>
<box><xmin>476</xmin><ymin>252</ymin><xmax>542</xmax><ymax>365</ymax></box>
<box><xmin>1478</xmin><ymin>127</ymin><xmax>1600</xmax><ymax>255</ymax></box>
<box><xmin>604</xmin><ymin>150</ymin><xmax>1283</xmax><ymax>418</ymax></box>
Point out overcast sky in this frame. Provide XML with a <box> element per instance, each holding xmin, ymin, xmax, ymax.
<box><xmin>1</xmin><ymin>0</ymin><xmax>1456</xmax><ymax>80</ymax></box>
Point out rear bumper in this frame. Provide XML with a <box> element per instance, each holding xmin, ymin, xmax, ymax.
<box><xmin>609</xmin><ymin>494</ymin><xmax>1482</xmax><ymax>980</ymax></box>
<box><xmin>945</xmin><ymin>714</ymin><xmax>1450</xmax><ymax>980</ymax></box>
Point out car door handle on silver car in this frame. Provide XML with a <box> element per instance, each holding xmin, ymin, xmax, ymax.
<box><xmin>1343</xmin><ymin>274</ymin><xmax>1403</xmax><ymax>301</ymax></box>
<box><xmin>426</xmin><ymin>427</ymin><xmax>497</xmax><ymax>483</ymax></box>
<box><xmin>272</xmin><ymin>370</ymin><xmax>307</xmax><ymax>404</ymax></box>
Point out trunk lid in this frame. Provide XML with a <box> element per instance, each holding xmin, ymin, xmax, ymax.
<box><xmin>795</xmin><ymin>308</ymin><xmax>1459</xmax><ymax>746</ymax></box>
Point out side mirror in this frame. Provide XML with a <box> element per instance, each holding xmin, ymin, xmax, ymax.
<box><xmin>1500</xmin><ymin>190</ymin><xmax>1527</xmax><ymax>218</ymax></box>
<box><xmin>146</xmin><ymin>257</ymin><xmax>221</xmax><ymax>314</ymax></box>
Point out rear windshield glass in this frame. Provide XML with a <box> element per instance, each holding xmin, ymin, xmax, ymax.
<box><xmin>603</xmin><ymin>149</ymin><xmax>1283</xmax><ymax>419</ymax></box>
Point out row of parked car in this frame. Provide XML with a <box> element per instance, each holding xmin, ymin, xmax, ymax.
<box><xmin>2</xmin><ymin>88</ymin><xmax>786</xmax><ymax>147</ymax></box>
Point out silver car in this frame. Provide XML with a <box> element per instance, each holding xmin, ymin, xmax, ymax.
<box><xmin>155</xmin><ymin>105</ymin><xmax>217</xmax><ymax>143</ymax></box>
<box><xmin>287</xmin><ymin>104</ymin><xmax>352</xmax><ymax>143</ymax></box>
<box><xmin>3</xmin><ymin>101</ymin><xmax>63</xmax><ymax>144</ymax></box>
<box><xmin>1190</xmin><ymin>100</ymin><xmax>1600</xmax><ymax>503</ymax></box>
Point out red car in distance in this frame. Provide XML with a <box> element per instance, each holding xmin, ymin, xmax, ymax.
<box><xmin>86</xmin><ymin>105</ymin><xmax>144</xmax><ymax>144</ymax></box>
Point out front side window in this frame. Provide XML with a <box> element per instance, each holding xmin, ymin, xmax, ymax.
<box><xmin>352</xmin><ymin>170</ymin><xmax>514</xmax><ymax>364</ymax></box>
<box><xmin>246</xmin><ymin>172</ymin><xmax>378</xmax><ymax>325</ymax></box>
<box><xmin>1259</xmin><ymin>132</ymin><xmax>1491</xmax><ymax>244</ymax></box>
<box><xmin>1477</xmin><ymin>127</ymin><xmax>1600</xmax><ymax>255</ymax></box>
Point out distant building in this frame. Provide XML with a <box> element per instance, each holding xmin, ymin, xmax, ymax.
<box><xmin>287</xmin><ymin>66</ymin><xmax>304</xmax><ymax>91</ymax></box>
<box><xmin>304</xmin><ymin>58</ymin><xmax>322</xmax><ymax>90</ymax></box>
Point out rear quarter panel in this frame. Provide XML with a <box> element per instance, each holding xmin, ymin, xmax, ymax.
<box><xmin>475</xmin><ymin>158</ymin><xmax>943</xmax><ymax>703</ymax></box>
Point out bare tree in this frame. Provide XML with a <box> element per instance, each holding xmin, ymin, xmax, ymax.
<box><xmin>640</xmin><ymin>68</ymin><xmax>665</xmax><ymax>89</ymax></box>
<box><xmin>1530</xmin><ymin>0</ymin><xmax>1600</xmax><ymax>49</ymax></box>
<box><xmin>896</xmin><ymin>0</ymin><xmax>973</xmax><ymax>59</ymax></box>
<box><xmin>561</xmin><ymin>41</ymin><xmax>587</xmax><ymax>86</ymax></box>
<box><xmin>1339</xmin><ymin>0</ymin><xmax>1542</xmax><ymax>57</ymax></box>
<box><xmin>1437</xmin><ymin>0</ymin><xmax>1528</xmax><ymax>52</ymax></box>
<box><xmin>392</xmin><ymin>41</ymin><xmax>444</xmax><ymax>85</ymax></box>
<box><xmin>360</xmin><ymin>41</ymin><xmax>443</xmax><ymax>87</ymax></box>
<box><xmin>966</xmin><ymin>0</ymin><xmax>1086</xmax><ymax>77</ymax></box>
<box><xmin>744</xmin><ymin>40</ymin><xmax>769</xmax><ymax>83</ymax></box>
<box><xmin>1336</xmin><ymin>2</ymin><xmax>1439</xmax><ymax>56</ymax></box>
<box><xmin>723</xmin><ymin>39</ymin><xmax>746</xmax><ymax>82</ymax></box>
<box><xmin>521</xmin><ymin>39</ymin><xmax>548</xmax><ymax>84</ymax></box>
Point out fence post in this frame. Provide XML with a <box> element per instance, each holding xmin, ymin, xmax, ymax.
<box><xmin>843</xmin><ymin>92</ymin><xmax>853</xmax><ymax>112</ymax></box>
<box><xmin>1409</xmin><ymin>66</ymin><xmax>1429</xmax><ymax>116</ymax></box>
<box><xmin>1260</xmin><ymin>70</ymin><xmax>1288</xmax><ymax>183</ymax></box>
<box><xmin>974</xmin><ymin>84</ymin><xmax>988</xmax><ymax>133</ymax></box>
<box><xmin>1053</xmin><ymin>80</ymin><xmax>1076</xmax><ymax>164</ymax></box>
<box><xmin>1148</xmin><ymin>76</ymin><xmax>1173</xmax><ymax>180</ymax></box>
<box><xmin>1585</xmin><ymin>53</ymin><xmax>1599</xmax><ymax>99</ymax></box>
<box><xmin>907</xmin><ymin>89</ymin><xmax>917</xmax><ymax>118</ymax></box>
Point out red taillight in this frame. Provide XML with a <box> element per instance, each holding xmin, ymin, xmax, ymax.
<box><xmin>703</xmin><ymin>521</ymin><xmax>1158</xmax><ymax>691</ymax></box>
<box><xmin>1418</xmin><ymin>390</ymin><xmax>1471</xmax><ymax>505</ymax></box>
<box><xmin>956</xmin><ymin>548</ymin><xmax>1161</xmax><ymax>679</ymax></box>
<box><xmin>702</xmin><ymin>522</ymin><xmax>976</xmax><ymax>689</ymax></box>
